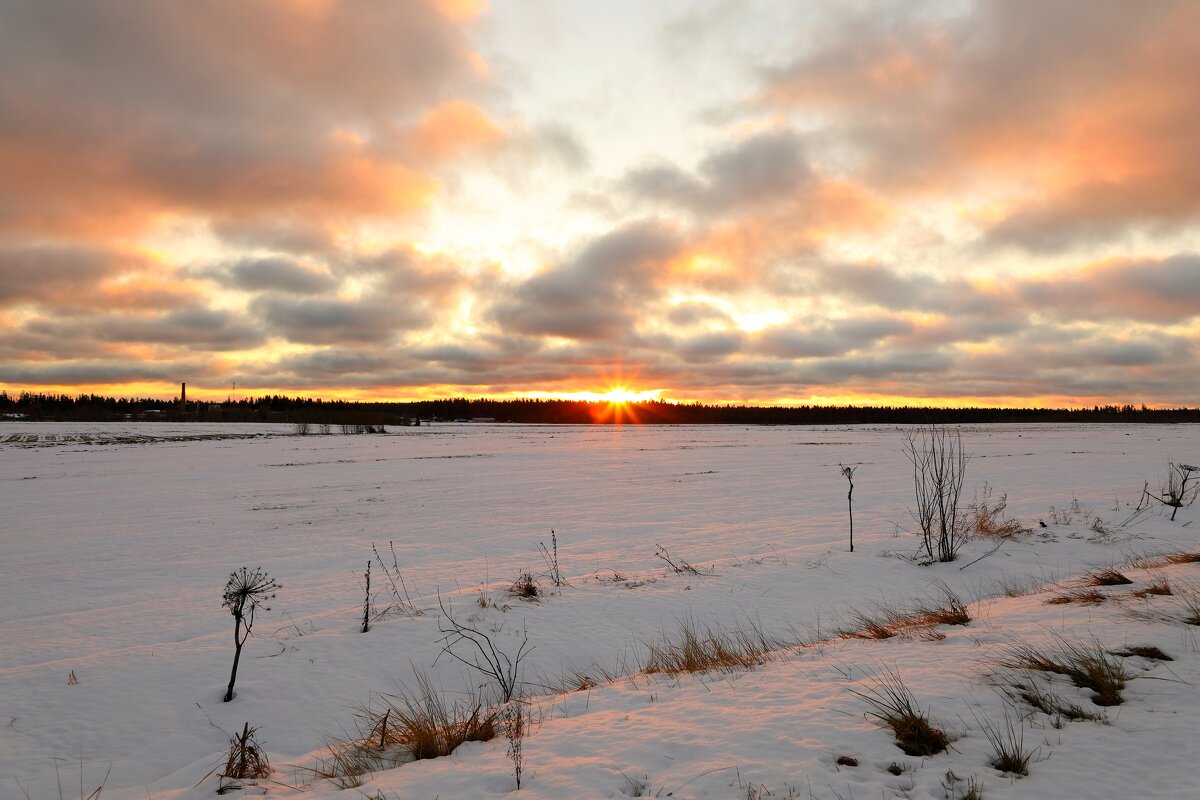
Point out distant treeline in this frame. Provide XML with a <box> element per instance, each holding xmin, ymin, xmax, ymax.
<box><xmin>2</xmin><ymin>392</ymin><xmax>1199</xmax><ymax>425</ymax></box>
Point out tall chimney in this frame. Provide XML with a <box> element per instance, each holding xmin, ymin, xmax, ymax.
<box><xmin>181</xmin><ymin>382</ymin><xmax>187</xmax><ymax>408</ymax></box>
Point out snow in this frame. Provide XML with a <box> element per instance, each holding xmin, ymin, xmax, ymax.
<box><xmin>2</xmin><ymin>422</ymin><xmax>1198</xmax><ymax>799</ymax></box>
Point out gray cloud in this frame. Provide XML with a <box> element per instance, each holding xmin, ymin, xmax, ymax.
<box><xmin>251</xmin><ymin>296</ymin><xmax>418</xmax><ymax>345</ymax></box>
<box><xmin>23</xmin><ymin>308</ymin><xmax>264</xmax><ymax>351</ymax></box>
<box><xmin>625</xmin><ymin>129</ymin><xmax>811</xmax><ymax>216</ymax></box>
<box><xmin>490</xmin><ymin>220</ymin><xmax>683</xmax><ymax>340</ymax></box>
<box><xmin>225</xmin><ymin>257</ymin><xmax>339</xmax><ymax>295</ymax></box>
<box><xmin>0</xmin><ymin>244</ymin><xmax>120</xmax><ymax>307</ymax></box>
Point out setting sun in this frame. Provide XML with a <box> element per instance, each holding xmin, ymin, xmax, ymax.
<box><xmin>598</xmin><ymin>387</ymin><xmax>661</xmax><ymax>404</ymax></box>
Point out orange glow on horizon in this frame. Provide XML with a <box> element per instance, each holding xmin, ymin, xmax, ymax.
<box><xmin>2</xmin><ymin>380</ymin><xmax>1183</xmax><ymax>412</ymax></box>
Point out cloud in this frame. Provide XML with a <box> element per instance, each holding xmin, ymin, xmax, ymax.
<box><xmin>0</xmin><ymin>0</ymin><xmax>492</xmax><ymax>237</ymax></box>
<box><xmin>490</xmin><ymin>221</ymin><xmax>683</xmax><ymax>340</ymax></box>
<box><xmin>224</xmin><ymin>257</ymin><xmax>340</xmax><ymax>295</ymax></box>
<box><xmin>757</xmin><ymin>0</ymin><xmax>1200</xmax><ymax>249</ymax></box>
<box><xmin>1017</xmin><ymin>254</ymin><xmax>1200</xmax><ymax>324</ymax></box>
<box><xmin>250</xmin><ymin>296</ymin><xmax>420</xmax><ymax>345</ymax></box>
<box><xmin>22</xmin><ymin>308</ymin><xmax>264</xmax><ymax>351</ymax></box>
<box><xmin>624</xmin><ymin>129</ymin><xmax>811</xmax><ymax>216</ymax></box>
<box><xmin>0</xmin><ymin>245</ymin><xmax>123</xmax><ymax>307</ymax></box>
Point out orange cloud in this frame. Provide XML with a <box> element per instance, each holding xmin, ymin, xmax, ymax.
<box><xmin>407</xmin><ymin>101</ymin><xmax>506</xmax><ymax>160</ymax></box>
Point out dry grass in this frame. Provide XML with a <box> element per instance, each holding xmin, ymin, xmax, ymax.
<box><xmin>974</xmin><ymin>708</ymin><xmax>1032</xmax><ymax>776</ymax></box>
<box><xmin>1112</xmin><ymin>645</ymin><xmax>1172</xmax><ymax>661</ymax></box>
<box><xmin>1046</xmin><ymin>589</ymin><xmax>1107</xmax><ymax>605</ymax></box>
<box><xmin>1132</xmin><ymin>576</ymin><xmax>1173</xmax><ymax>597</ymax></box>
<box><xmin>311</xmin><ymin>674</ymin><xmax>497</xmax><ymax>788</ymax></box>
<box><xmin>1086</xmin><ymin>569</ymin><xmax>1133</xmax><ymax>587</ymax></box>
<box><xmin>1001</xmin><ymin>676</ymin><xmax>1105</xmax><ymax>723</ymax></box>
<box><xmin>642</xmin><ymin>618</ymin><xmax>776</xmax><ymax>674</ymax></box>
<box><xmin>850</xmin><ymin>670</ymin><xmax>949</xmax><ymax>757</ymax></box>
<box><xmin>835</xmin><ymin>755</ymin><xmax>859</xmax><ymax>767</ymax></box>
<box><xmin>1003</xmin><ymin>636</ymin><xmax>1128</xmax><ymax>706</ymax></box>
<box><xmin>379</xmin><ymin>673</ymin><xmax>497</xmax><ymax>761</ymax></box>
<box><xmin>966</xmin><ymin>486</ymin><xmax>1027</xmax><ymax>539</ymax></box>
<box><xmin>840</xmin><ymin>607</ymin><xmax>899</xmax><ymax>640</ymax></box>
<box><xmin>222</xmin><ymin>722</ymin><xmax>272</xmax><ymax>781</ymax></box>
<box><xmin>1180</xmin><ymin>593</ymin><xmax>1200</xmax><ymax>625</ymax></box>
<box><xmin>1163</xmin><ymin>552</ymin><xmax>1200</xmax><ymax>565</ymax></box>
<box><xmin>508</xmin><ymin>572</ymin><xmax>539</xmax><ymax>599</ymax></box>
<box><xmin>993</xmin><ymin>573</ymin><xmax>1055</xmax><ymax>598</ymax></box>
<box><xmin>840</xmin><ymin>586</ymin><xmax>971</xmax><ymax>640</ymax></box>
<box><xmin>539</xmin><ymin>660</ymin><xmax>628</xmax><ymax>695</ymax></box>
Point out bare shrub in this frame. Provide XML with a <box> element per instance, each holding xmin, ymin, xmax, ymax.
<box><xmin>902</xmin><ymin>426</ymin><xmax>969</xmax><ymax>563</ymax></box>
<box><xmin>437</xmin><ymin>597</ymin><xmax>530</xmax><ymax>703</ymax></box>
<box><xmin>1148</xmin><ymin>462</ymin><xmax>1199</xmax><ymax>521</ymax></box>
<box><xmin>1003</xmin><ymin>636</ymin><xmax>1127</xmax><ymax>706</ymax></box>
<box><xmin>850</xmin><ymin>669</ymin><xmax>948</xmax><ymax>756</ymax></box>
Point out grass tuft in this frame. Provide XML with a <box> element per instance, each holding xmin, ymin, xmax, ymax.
<box><xmin>840</xmin><ymin>585</ymin><xmax>971</xmax><ymax>640</ymax></box>
<box><xmin>642</xmin><ymin>618</ymin><xmax>776</xmax><ymax>674</ymax></box>
<box><xmin>1133</xmin><ymin>576</ymin><xmax>1172</xmax><ymax>597</ymax></box>
<box><xmin>835</xmin><ymin>755</ymin><xmax>859</xmax><ymax>767</ymax></box>
<box><xmin>1001</xmin><ymin>676</ymin><xmax>1105</xmax><ymax>722</ymax></box>
<box><xmin>1003</xmin><ymin>636</ymin><xmax>1127</xmax><ymax>706</ymax></box>
<box><xmin>311</xmin><ymin>674</ymin><xmax>497</xmax><ymax>788</ymax></box>
<box><xmin>850</xmin><ymin>669</ymin><xmax>949</xmax><ymax>756</ymax></box>
<box><xmin>222</xmin><ymin>722</ymin><xmax>271</xmax><ymax>782</ymax></box>
<box><xmin>1046</xmin><ymin>589</ymin><xmax>1107</xmax><ymax>605</ymax></box>
<box><xmin>973</xmin><ymin>709</ymin><xmax>1032</xmax><ymax>776</ymax></box>
<box><xmin>1111</xmin><ymin>645</ymin><xmax>1172</xmax><ymax>661</ymax></box>
<box><xmin>379</xmin><ymin>673</ymin><xmax>497</xmax><ymax>761</ymax></box>
<box><xmin>966</xmin><ymin>486</ymin><xmax>1027</xmax><ymax>539</ymax></box>
<box><xmin>509</xmin><ymin>572</ymin><xmax>539</xmax><ymax>599</ymax></box>
<box><xmin>1086</xmin><ymin>569</ymin><xmax>1132</xmax><ymax>586</ymax></box>
<box><xmin>1163</xmin><ymin>552</ymin><xmax>1200</xmax><ymax>565</ymax></box>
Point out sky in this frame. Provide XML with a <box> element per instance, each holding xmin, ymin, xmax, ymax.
<box><xmin>1</xmin><ymin>0</ymin><xmax>1198</xmax><ymax>407</ymax></box>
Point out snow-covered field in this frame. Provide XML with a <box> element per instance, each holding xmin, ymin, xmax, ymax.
<box><xmin>2</xmin><ymin>422</ymin><xmax>1199</xmax><ymax>799</ymax></box>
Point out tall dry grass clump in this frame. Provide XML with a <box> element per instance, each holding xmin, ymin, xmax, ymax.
<box><xmin>1003</xmin><ymin>636</ymin><xmax>1128</xmax><ymax>706</ymax></box>
<box><xmin>642</xmin><ymin>618</ymin><xmax>777</xmax><ymax>675</ymax></box>
<box><xmin>850</xmin><ymin>670</ymin><xmax>949</xmax><ymax>756</ymax></box>
<box><xmin>312</xmin><ymin>674</ymin><xmax>497</xmax><ymax>788</ymax></box>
